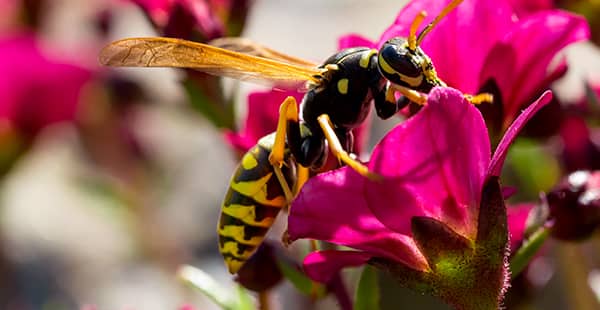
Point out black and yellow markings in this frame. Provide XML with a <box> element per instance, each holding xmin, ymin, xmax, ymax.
<box><xmin>359</xmin><ymin>49</ymin><xmax>377</xmax><ymax>68</ymax></box>
<box><xmin>337</xmin><ymin>78</ymin><xmax>349</xmax><ymax>94</ymax></box>
<box><xmin>218</xmin><ymin>134</ymin><xmax>294</xmax><ymax>273</ymax></box>
<box><xmin>377</xmin><ymin>52</ymin><xmax>424</xmax><ymax>88</ymax></box>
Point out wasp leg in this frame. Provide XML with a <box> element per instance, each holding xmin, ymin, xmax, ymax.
<box><xmin>464</xmin><ymin>93</ymin><xmax>494</xmax><ymax>105</ymax></box>
<box><xmin>294</xmin><ymin>165</ymin><xmax>310</xmax><ymax>195</ymax></box>
<box><xmin>317</xmin><ymin>114</ymin><xmax>382</xmax><ymax>181</ymax></box>
<box><xmin>391</xmin><ymin>84</ymin><xmax>428</xmax><ymax>106</ymax></box>
<box><xmin>269</xmin><ymin>96</ymin><xmax>297</xmax><ymax>168</ymax></box>
<box><xmin>268</xmin><ymin>96</ymin><xmax>299</xmax><ymax>203</ymax></box>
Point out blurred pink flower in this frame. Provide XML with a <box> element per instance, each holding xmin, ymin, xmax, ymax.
<box><xmin>507</xmin><ymin>203</ymin><xmax>535</xmax><ymax>252</ymax></box>
<box><xmin>341</xmin><ymin>0</ymin><xmax>588</xmax><ymax>139</ymax></box>
<box><xmin>0</xmin><ymin>0</ymin><xmax>19</xmax><ymax>33</ymax></box>
<box><xmin>287</xmin><ymin>87</ymin><xmax>552</xmax><ymax>283</ymax></box>
<box><xmin>224</xmin><ymin>90</ymin><xmax>303</xmax><ymax>155</ymax></box>
<box><xmin>0</xmin><ymin>33</ymin><xmax>92</xmax><ymax>137</ymax></box>
<box><xmin>127</xmin><ymin>0</ymin><xmax>244</xmax><ymax>39</ymax></box>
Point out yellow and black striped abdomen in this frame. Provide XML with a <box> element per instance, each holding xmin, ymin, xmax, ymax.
<box><xmin>218</xmin><ymin>133</ymin><xmax>295</xmax><ymax>274</ymax></box>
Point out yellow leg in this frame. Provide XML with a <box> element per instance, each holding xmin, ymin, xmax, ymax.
<box><xmin>391</xmin><ymin>84</ymin><xmax>428</xmax><ymax>106</ymax></box>
<box><xmin>317</xmin><ymin>114</ymin><xmax>382</xmax><ymax>181</ymax></box>
<box><xmin>294</xmin><ymin>165</ymin><xmax>310</xmax><ymax>196</ymax></box>
<box><xmin>269</xmin><ymin>96</ymin><xmax>298</xmax><ymax>168</ymax></box>
<box><xmin>464</xmin><ymin>93</ymin><xmax>494</xmax><ymax>105</ymax></box>
<box><xmin>268</xmin><ymin>96</ymin><xmax>300</xmax><ymax>203</ymax></box>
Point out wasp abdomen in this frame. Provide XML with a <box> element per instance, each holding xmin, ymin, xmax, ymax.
<box><xmin>218</xmin><ymin>134</ymin><xmax>294</xmax><ymax>273</ymax></box>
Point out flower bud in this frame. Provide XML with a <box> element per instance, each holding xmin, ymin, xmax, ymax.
<box><xmin>234</xmin><ymin>242</ymin><xmax>283</xmax><ymax>292</ymax></box>
<box><xmin>547</xmin><ymin>170</ymin><xmax>600</xmax><ymax>240</ymax></box>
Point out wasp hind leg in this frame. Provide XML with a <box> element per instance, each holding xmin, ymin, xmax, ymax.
<box><xmin>268</xmin><ymin>96</ymin><xmax>299</xmax><ymax>203</ymax></box>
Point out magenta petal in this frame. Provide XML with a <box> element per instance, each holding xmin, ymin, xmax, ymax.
<box><xmin>484</xmin><ymin>11</ymin><xmax>589</xmax><ymax>121</ymax></box>
<box><xmin>489</xmin><ymin>91</ymin><xmax>553</xmax><ymax>177</ymax></box>
<box><xmin>412</xmin><ymin>0</ymin><xmax>514</xmax><ymax>93</ymax></box>
<box><xmin>377</xmin><ymin>0</ymin><xmax>447</xmax><ymax>46</ymax></box>
<box><xmin>288</xmin><ymin>168</ymin><xmax>427</xmax><ymax>271</ymax></box>
<box><xmin>302</xmin><ymin>251</ymin><xmax>373</xmax><ymax>283</ymax></box>
<box><xmin>509</xmin><ymin>0</ymin><xmax>554</xmax><ymax>17</ymax></box>
<box><xmin>0</xmin><ymin>33</ymin><xmax>91</xmax><ymax>135</ymax></box>
<box><xmin>226</xmin><ymin>90</ymin><xmax>302</xmax><ymax>153</ymax></box>
<box><xmin>338</xmin><ymin>34</ymin><xmax>375</xmax><ymax>49</ymax></box>
<box><xmin>507</xmin><ymin>203</ymin><xmax>534</xmax><ymax>252</ymax></box>
<box><xmin>366</xmin><ymin>87</ymin><xmax>490</xmax><ymax>238</ymax></box>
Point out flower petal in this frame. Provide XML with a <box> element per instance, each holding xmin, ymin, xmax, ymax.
<box><xmin>0</xmin><ymin>33</ymin><xmax>92</xmax><ymax>135</ymax></box>
<box><xmin>507</xmin><ymin>203</ymin><xmax>534</xmax><ymax>252</ymax></box>
<box><xmin>489</xmin><ymin>91</ymin><xmax>553</xmax><ymax>177</ymax></box>
<box><xmin>226</xmin><ymin>90</ymin><xmax>302</xmax><ymax>153</ymax></box>
<box><xmin>302</xmin><ymin>250</ymin><xmax>373</xmax><ymax>283</ymax></box>
<box><xmin>288</xmin><ymin>168</ymin><xmax>427</xmax><ymax>270</ymax></box>
<box><xmin>378</xmin><ymin>0</ymin><xmax>514</xmax><ymax>93</ymax></box>
<box><xmin>480</xmin><ymin>11</ymin><xmax>590</xmax><ymax>123</ymax></box>
<box><xmin>508</xmin><ymin>0</ymin><xmax>554</xmax><ymax>17</ymax></box>
<box><xmin>338</xmin><ymin>34</ymin><xmax>375</xmax><ymax>49</ymax></box>
<box><xmin>421</xmin><ymin>0</ymin><xmax>515</xmax><ymax>94</ymax></box>
<box><xmin>366</xmin><ymin>87</ymin><xmax>490</xmax><ymax>238</ymax></box>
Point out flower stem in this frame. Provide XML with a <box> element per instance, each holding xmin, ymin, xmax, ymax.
<box><xmin>258</xmin><ymin>291</ymin><xmax>270</xmax><ymax>310</ymax></box>
<box><xmin>509</xmin><ymin>225</ymin><xmax>550</xmax><ymax>278</ymax></box>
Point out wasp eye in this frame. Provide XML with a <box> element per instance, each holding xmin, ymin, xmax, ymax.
<box><xmin>378</xmin><ymin>40</ymin><xmax>421</xmax><ymax>79</ymax></box>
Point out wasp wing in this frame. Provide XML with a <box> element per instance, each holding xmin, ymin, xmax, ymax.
<box><xmin>99</xmin><ymin>37</ymin><xmax>322</xmax><ymax>89</ymax></box>
<box><xmin>209</xmin><ymin>37</ymin><xmax>319</xmax><ymax>68</ymax></box>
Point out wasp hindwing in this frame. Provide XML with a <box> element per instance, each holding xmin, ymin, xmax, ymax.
<box><xmin>218</xmin><ymin>133</ymin><xmax>295</xmax><ymax>273</ymax></box>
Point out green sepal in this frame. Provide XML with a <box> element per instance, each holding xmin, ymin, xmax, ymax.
<box><xmin>371</xmin><ymin>177</ymin><xmax>510</xmax><ymax>310</ymax></box>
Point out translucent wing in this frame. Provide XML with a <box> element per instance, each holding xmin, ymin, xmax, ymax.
<box><xmin>209</xmin><ymin>37</ymin><xmax>319</xmax><ymax>68</ymax></box>
<box><xmin>99</xmin><ymin>37</ymin><xmax>323</xmax><ymax>89</ymax></box>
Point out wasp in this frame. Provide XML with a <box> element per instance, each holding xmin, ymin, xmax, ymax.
<box><xmin>99</xmin><ymin>0</ymin><xmax>488</xmax><ymax>274</ymax></box>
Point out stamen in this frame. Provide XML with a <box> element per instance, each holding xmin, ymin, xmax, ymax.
<box><xmin>409</xmin><ymin>11</ymin><xmax>427</xmax><ymax>51</ymax></box>
<box><xmin>417</xmin><ymin>0</ymin><xmax>463</xmax><ymax>46</ymax></box>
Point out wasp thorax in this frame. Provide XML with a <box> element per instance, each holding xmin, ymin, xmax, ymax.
<box><xmin>377</xmin><ymin>37</ymin><xmax>435</xmax><ymax>91</ymax></box>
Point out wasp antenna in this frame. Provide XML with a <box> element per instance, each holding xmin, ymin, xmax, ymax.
<box><xmin>416</xmin><ymin>0</ymin><xmax>463</xmax><ymax>46</ymax></box>
<box><xmin>408</xmin><ymin>11</ymin><xmax>427</xmax><ymax>51</ymax></box>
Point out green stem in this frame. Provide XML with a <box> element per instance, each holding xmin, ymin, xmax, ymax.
<box><xmin>509</xmin><ymin>225</ymin><xmax>551</xmax><ymax>278</ymax></box>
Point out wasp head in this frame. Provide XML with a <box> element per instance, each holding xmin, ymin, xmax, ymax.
<box><xmin>377</xmin><ymin>37</ymin><xmax>442</xmax><ymax>93</ymax></box>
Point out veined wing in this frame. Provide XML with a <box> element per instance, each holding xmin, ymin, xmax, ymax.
<box><xmin>209</xmin><ymin>37</ymin><xmax>319</xmax><ymax>68</ymax></box>
<box><xmin>99</xmin><ymin>37</ymin><xmax>323</xmax><ymax>89</ymax></box>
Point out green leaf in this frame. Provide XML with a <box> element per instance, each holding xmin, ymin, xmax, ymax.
<box><xmin>235</xmin><ymin>285</ymin><xmax>254</xmax><ymax>310</ymax></box>
<box><xmin>510</xmin><ymin>225</ymin><xmax>550</xmax><ymax>278</ymax></box>
<box><xmin>183</xmin><ymin>78</ymin><xmax>234</xmax><ymax>129</ymax></box>
<box><xmin>355</xmin><ymin>265</ymin><xmax>380</xmax><ymax>310</ymax></box>
<box><xmin>276</xmin><ymin>258</ymin><xmax>326</xmax><ymax>297</ymax></box>
<box><xmin>506</xmin><ymin>139</ymin><xmax>560</xmax><ymax>200</ymax></box>
<box><xmin>177</xmin><ymin>265</ymin><xmax>249</xmax><ymax>310</ymax></box>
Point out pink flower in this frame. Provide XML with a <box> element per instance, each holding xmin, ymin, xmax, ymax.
<box><xmin>508</xmin><ymin>0</ymin><xmax>554</xmax><ymax>17</ymax></box>
<box><xmin>0</xmin><ymin>33</ymin><xmax>92</xmax><ymax>137</ymax></box>
<box><xmin>341</xmin><ymin>0</ymin><xmax>588</xmax><ymax>140</ymax></box>
<box><xmin>287</xmin><ymin>87</ymin><xmax>552</xmax><ymax>307</ymax></box>
<box><xmin>127</xmin><ymin>0</ymin><xmax>247</xmax><ymax>39</ymax></box>
<box><xmin>224</xmin><ymin>90</ymin><xmax>303</xmax><ymax>155</ymax></box>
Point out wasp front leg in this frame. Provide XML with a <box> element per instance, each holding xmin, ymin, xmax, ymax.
<box><xmin>373</xmin><ymin>83</ymin><xmax>412</xmax><ymax>119</ymax></box>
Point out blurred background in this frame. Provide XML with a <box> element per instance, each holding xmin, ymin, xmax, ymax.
<box><xmin>1</xmin><ymin>0</ymin><xmax>600</xmax><ymax>309</ymax></box>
